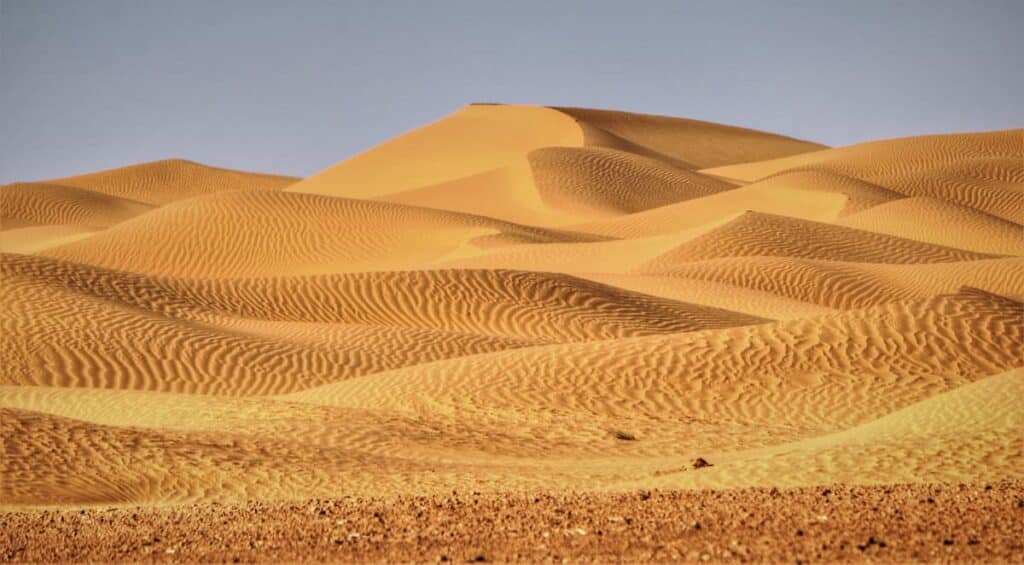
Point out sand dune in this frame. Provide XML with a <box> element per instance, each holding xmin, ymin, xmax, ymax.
<box><xmin>703</xmin><ymin>128</ymin><xmax>1023</xmax><ymax>182</ymax></box>
<box><xmin>288</xmin><ymin>104</ymin><xmax>823</xmax><ymax>227</ymax></box>
<box><xmin>2</xmin><ymin>253</ymin><xmax>769</xmax><ymax>394</ymax></box>
<box><xmin>553</xmin><ymin>106</ymin><xmax>827</xmax><ymax>168</ymax></box>
<box><xmin>726</xmin><ymin>169</ymin><xmax>904</xmax><ymax>215</ymax></box>
<box><xmin>527</xmin><ymin>146</ymin><xmax>734</xmax><ymax>217</ymax></box>
<box><xmin>380</xmin><ymin>153</ymin><xmax>739</xmax><ymax>230</ymax></box>
<box><xmin>288</xmin><ymin>288</ymin><xmax>1021</xmax><ymax>435</ymax></box>
<box><xmin>2</xmin><ymin>104</ymin><xmax>1022</xmax><ymax>534</ymax></box>
<box><xmin>377</xmin><ymin>161</ymin><xmax>576</xmax><ymax>227</ymax></box>
<box><xmin>638</xmin><ymin>256</ymin><xmax>1024</xmax><ymax>309</ymax></box>
<box><xmin>1</xmin><ymin>161</ymin><xmax>297</xmax><ymax>256</ymax></box>
<box><xmin>704</xmin><ymin>129</ymin><xmax>1024</xmax><ymax>223</ymax></box>
<box><xmin>5</xmin><ymin>253</ymin><xmax>764</xmax><ymax>339</ymax></box>
<box><xmin>0</xmin><ymin>225</ymin><xmax>101</xmax><ymax>254</ymax></box>
<box><xmin>38</xmin><ymin>159</ymin><xmax>298</xmax><ymax>205</ymax></box>
<box><xmin>287</xmin><ymin>105</ymin><xmax>584</xmax><ymax>200</ymax></box>
<box><xmin>837</xmin><ymin>196</ymin><xmax>1024</xmax><ymax>255</ymax></box>
<box><xmin>438</xmin><ymin>222</ymin><xmax>733</xmax><ymax>273</ymax></box>
<box><xmin>40</xmin><ymin>191</ymin><xmax>605</xmax><ymax>277</ymax></box>
<box><xmin>578</xmin><ymin>273</ymin><xmax>837</xmax><ymax>320</ymax></box>
<box><xmin>637</xmin><ymin>211</ymin><xmax>998</xmax><ymax>269</ymax></box>
<box><xmin>566</xmin><ymin>178</ymin><xmax>858</xmax><ymax>238</ymax></box>
<box><xmin>5</xmin><ymin>288</ymin><xmax>1015</xmax><ymax>507</ymax></box>
<box><xmin>639</xmin><ymin>368</ymin><xmax>1024</xmax><ymax>489</ymax></box>
<box><xmin>1</xmin><ymin>182</ymin><xmax>154</xmax><ymax>229</ymax></box>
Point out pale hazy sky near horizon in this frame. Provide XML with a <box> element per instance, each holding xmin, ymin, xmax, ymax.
<box><xmin>2</xmin><ymin>0</ymin><xmax>1022</xmax><ymax>181</ymax></box>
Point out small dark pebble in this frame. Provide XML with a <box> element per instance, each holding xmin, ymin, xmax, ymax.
<box><xmin>968</xmin><ymin>539</ymin><xmax>980</xmax><ymax>546</ymax></box>
<box><xmin>796</xmin><ymin>529</ymin><xmax>804</xmax><ymax>536</ymax></box>
<box><xmin>857</xmin><ymin>536</ymin><xmax>885</xmax><ymax>551</ymax></box>
<box><xmin>472</xmin><ymin>555</ymin><xmax>487</xmax><ymax>562</ymax></box>
<box><xmin>821</xmin><ymin>489</ymin><xmax>832</xmax><ymax>496</ymax></box>
<box><xmin>943</xmin><ymin>539</ymin><xmax>955</xmax><ymax>546</ymax></box>
<box><xmin>692</xmin><ymin>457</ymin><xmax>713</xmax><ymax>469</ymax></box>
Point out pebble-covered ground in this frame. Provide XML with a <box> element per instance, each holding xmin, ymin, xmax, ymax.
<box><xmin>3</xmin><ymin>482</ymin><xmax>1023</xmax><ymax>562</ymax></box>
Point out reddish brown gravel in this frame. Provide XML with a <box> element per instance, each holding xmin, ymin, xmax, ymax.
<box><xmin>3</xmin><ymin>482</ymin><xmax>1023</xmax><ymax>563</ymax></box>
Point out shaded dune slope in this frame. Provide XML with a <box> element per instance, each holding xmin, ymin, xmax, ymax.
<box><xmin>553</xmin><ymin>106</ymin><xmax>827</xmax><ymax>168</ymax></box>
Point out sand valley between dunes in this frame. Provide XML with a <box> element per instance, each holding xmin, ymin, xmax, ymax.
<box><xmin>1</xmin><ymin>104</ymin><xmax>1022</xmax><ymax>561</ymax></box>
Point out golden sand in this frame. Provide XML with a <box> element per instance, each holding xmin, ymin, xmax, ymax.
<box><xmin>1</xmin><ymin>104</ymin><xmax>1021</xmax><ymax>560</ymax></box>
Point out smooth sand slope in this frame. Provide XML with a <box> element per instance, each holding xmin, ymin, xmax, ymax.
<box><xmin>1</xmin><ymin>104</ymin><xmax>1022</xmax><ymax>561</ymax></box>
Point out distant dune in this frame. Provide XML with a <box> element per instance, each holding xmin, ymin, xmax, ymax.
<box><xmin>1</xmin><ymin>104</ymin><xmax>1021</xmax><ymax>561</ymax></box>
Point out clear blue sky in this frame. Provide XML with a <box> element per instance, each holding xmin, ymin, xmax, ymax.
<box><xmin>2</xmin><ymin>0</ymin><xmax>1022</xmax><ymax>181</ymax></box>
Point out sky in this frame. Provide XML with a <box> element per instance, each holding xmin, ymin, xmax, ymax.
<box><xmin>2</xmin><ymin>0</ymin><xmax>1022</xmax><ymax>181</ymax></box>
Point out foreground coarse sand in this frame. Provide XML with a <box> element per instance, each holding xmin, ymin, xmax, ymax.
<box><xmin>3</xmin><ymin>483</ymin><xmax>1023</xmax><ymax>563</ymax></box>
